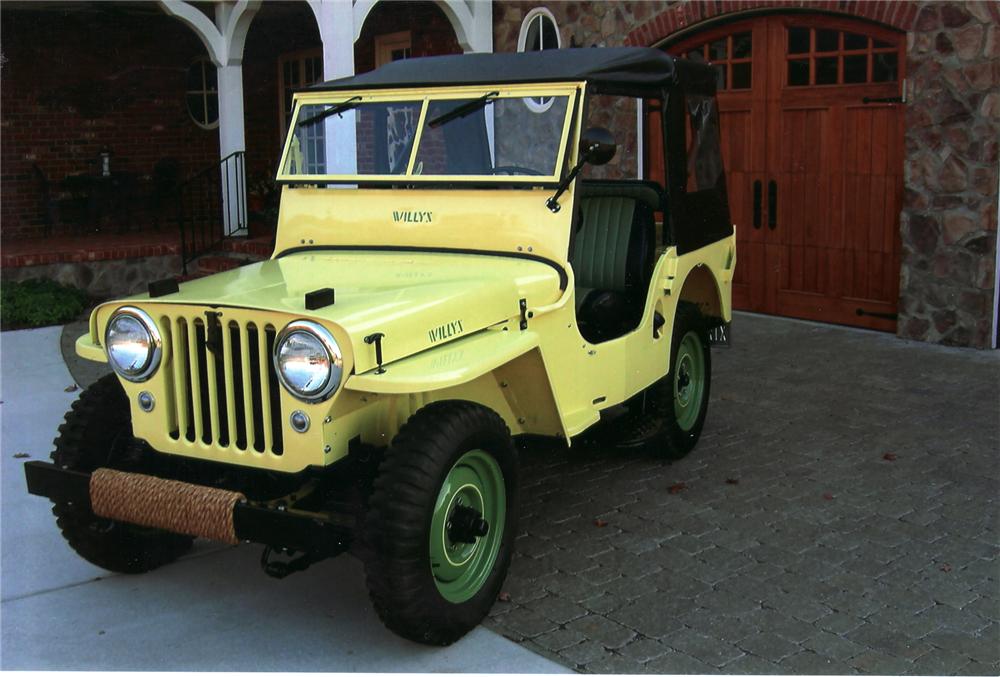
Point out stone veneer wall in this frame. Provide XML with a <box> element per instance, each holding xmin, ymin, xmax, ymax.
<box><xmin>1</xmin><ymin>256</ymin><xmax>182</xmax><ymax>300</ymax></box>
<box><xmin>493</xmin><ymin>2</ymin><xmax>673</xmax><ymax>180</ymax></box>
<box><xmin>493</xmin><ymin>0</ymin><xmax>999</xmax><ymax>348</ymax></box>
<box><xmin>897</xmin><ymin>1</ymin><xmax>998</xmax><ymax>348</ymax></box>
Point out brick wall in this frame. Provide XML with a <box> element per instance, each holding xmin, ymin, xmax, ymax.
<box><xmin>0</xmin><ymin>6</ymin><xmax>221</xmax><ymax>242</ymax></box>
<box><xmin>242</xmin><ymin>2</ymin><xmax>322</xmax><ymax>190</ymax></box>
<box><xmin>355</xmin><ymin>2</ymin><xmax>463</xmax><ymax>75</ymax></box>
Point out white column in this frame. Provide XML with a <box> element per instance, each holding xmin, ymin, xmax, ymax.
<box><xmin>217</xmin><ymin>63</ymin><xmax>247</xmax><ymax>233</ymax></box>
<box><xmin>310</xmin><ymin>0</ymin><xmax>358</xmax><ymax>178</ymax></box>
<box><xmin>159</xmin><ymin>0</ymin><xmax>259</xmax><ymax>236</ymax></box>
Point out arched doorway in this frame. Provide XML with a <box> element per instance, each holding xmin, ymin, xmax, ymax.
<box><xmin>651</xmin><ymin>14</ymin><xmax>906</xmax><ymax>331</ymax></box>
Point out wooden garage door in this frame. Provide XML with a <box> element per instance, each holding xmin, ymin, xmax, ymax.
<box><xmin>659</xmin><ymin>15</ymin><xmax>905</xmax><ymax>331</ymax></box>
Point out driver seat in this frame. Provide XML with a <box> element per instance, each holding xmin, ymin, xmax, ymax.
<box><xmin>571</xmin><ymin>181</ymin><xmax>661</xmax><ymax>343</ymax></box>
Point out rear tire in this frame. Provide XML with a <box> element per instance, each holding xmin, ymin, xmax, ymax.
<box><xmin>50</xmin><ymin>374</ymin><xmax>193</xmax><ymax>574</ymax></box>
<box><xmin>657</xmin><ymin>303</ymin><xmax>712</xmax><ymax>457</ymax></box>
<box><xmin>364</xmin><ymin>401</ymin><xmax>519</xmax><ymax>645</ymax></box>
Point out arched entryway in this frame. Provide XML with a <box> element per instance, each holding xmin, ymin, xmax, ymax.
<box><xmin>649</xmin><ymin>13</ymin><xmax>907</xmax><ymax>331</ymax></box>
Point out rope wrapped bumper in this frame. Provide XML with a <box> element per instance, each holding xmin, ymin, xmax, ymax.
<box><xmin>90</xmin><ymin>468</ymin><xmax>246</xmax><ymax>545</ymax></box>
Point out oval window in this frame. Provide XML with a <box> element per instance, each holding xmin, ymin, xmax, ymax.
<box><xmin>186</xmin><ymin>59</ymin><xmax>219</xmax><ymax>130</ymax></box>
<box><xmin>517</xmin><ymin>8</ymin><xmax>560</xmax><ymax>112</ymax></box>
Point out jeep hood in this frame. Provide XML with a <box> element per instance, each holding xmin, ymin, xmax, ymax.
<box><xmin>123</xmin><ymin>251</ymin><xmax>563</xmax><ymax>374</ymax></box>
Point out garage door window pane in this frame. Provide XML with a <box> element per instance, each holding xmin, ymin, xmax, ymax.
<box><xmin>843</xmin><ymin>55</ymin><xmax>867</xmax><ymax>83</ymax></box>
<box><xmin>816</xmin><ymin>29</ymin><xmax>839</xmax><ymax>52</ymax></box>
<box><xmin>816</xmin><ymin>57</ymin><xmax>838</xmax><ymax>85</ymax></box>
<box><xmin>709</xmin><ymin>38</ymin><xmax>727</xmax><ymax>60</ymax></box>
<box><xmin>732</xmin><ymin>32</ymin><xmax>752</xmax><ymax>59</ymax></box>
<box><xmin>713</xmin><ymin>64</ymin><xmax>726</xmax><ymax>89</ymax></box>
<box><xmin>873</xmin><ymin>53</ymin><xmax>898</xmax><ymax>82</ymax></box>
<box><xmin>788</xmin><ymin>59</ymin><xmax>809</xmax><ymax>86</ymax></box>
<box><xmin>788</xmin><ymin>27</ymin><xmax>810</xmax><ymax>54</ymax></box>
<box><xmin>731</xmin><ymin>62</ymin><xmax>751</xmax><ymax>89</ymax></box>
<box><xmin>844</xmin><ymin>32</ymin><xmax>868</xmax><ymax>50</ymax></box>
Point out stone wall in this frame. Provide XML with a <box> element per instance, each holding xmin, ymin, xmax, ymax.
<box><xmin>897</xmin><ymin>1</ymin><xmax>998</xmax><ymax>348</ymax></box>
<box><xmin>495</xmin><ymin>0</ymin><xmax>999</xmax><ymax>348</ymax></box>
<box><xmin>1</xmin><ymin>256</ymin><xmax>182</xmax><ymax>300</ymax></box>
<box><xmin>493</xmin><ymin>2</ymin><xmax>672</xmax><ymax>180</ymax></box>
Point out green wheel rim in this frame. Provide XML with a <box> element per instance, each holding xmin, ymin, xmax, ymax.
<box><xmin>429</xmin><ymin>449</ymin><xmax>506</xmax><ymax>603</ymax></box>
<box><xmin>673</xmin><ymin>331</ymin><xmax>706</xmax><ymax>432</ymax></box>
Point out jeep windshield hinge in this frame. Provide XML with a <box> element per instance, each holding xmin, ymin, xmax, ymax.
<box><xmin>519</xmin><ymin>299</ymin><xmax>528</xmax><ymax>330</ymax></box>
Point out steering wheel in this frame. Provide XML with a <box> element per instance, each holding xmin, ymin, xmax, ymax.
<box><xmin>491</xmin><ymin>165</ymin><xmax>545</xmax><ymax>176</ymax></box>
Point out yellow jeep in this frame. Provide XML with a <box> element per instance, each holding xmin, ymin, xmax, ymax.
<box><xmin>25</xmin><ymin>47</ymin><xmax>735</xmax><ymax>645</ymax></box>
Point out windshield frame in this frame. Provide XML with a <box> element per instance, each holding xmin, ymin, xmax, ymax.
<box><xmin>276</xmin><ymin>83</ymin><xmax>582</xmax><ymax>186</ymax></box>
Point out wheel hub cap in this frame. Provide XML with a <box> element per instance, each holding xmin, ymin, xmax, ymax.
<box><xmin>429</xmin><ymin>450</ymin><xmax>506</xmax><ymax>603</ymax></box>
<box><xmin>673</xmin><ymin>331</ymin><xmax>706</xmax><ymax>432</ymax></box>
<box><xmin>447</xmin><ymin>504</ymin><xmax>489</xmax><ymax>544</ymax></box>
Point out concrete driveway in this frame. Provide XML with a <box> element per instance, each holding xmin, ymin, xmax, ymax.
<box><xmin>0</xmin><ymin>326</ymin><xmax>571</xmax><ymax>672</ymax></box>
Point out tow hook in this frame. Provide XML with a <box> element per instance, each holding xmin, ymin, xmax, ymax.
<box><xmin>260</xmin><ymin>546</ymin><xmax>324</xmax><ymax>579</ymax></box>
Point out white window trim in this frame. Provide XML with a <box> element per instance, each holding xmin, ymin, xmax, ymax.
<box><xmin>517</xmin><ymin>8</ymin><xmax>560</xmax><ymax>113</ymax></box>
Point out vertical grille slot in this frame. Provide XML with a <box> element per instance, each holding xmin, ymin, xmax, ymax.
<box><xmin>164</xmin><ymin>311</ymin><xmax>283</xmax><ymax>457</ymax></box>
<box><xmin>265</xmin><ymin>327</ymin><xmax>284</xmax><ymax>455</ymax></box>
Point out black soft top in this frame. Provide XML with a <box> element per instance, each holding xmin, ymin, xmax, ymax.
<box><xmin>312</xmin><ymin>47</ymin><xmax>717</xmax><ymax>97</ymax></box>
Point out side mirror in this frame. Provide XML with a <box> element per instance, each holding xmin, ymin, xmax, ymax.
<box><xmin>580</xmin><ymin>127</ymin><xmax>616</xmax><ymax>166</ymax></box>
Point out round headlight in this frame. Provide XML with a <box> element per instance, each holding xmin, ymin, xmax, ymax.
<box><xmin>105</xmin><ymin>307</ymin><xmax>161</xmax><ymax>382</ymax></box>
<box><xmin>273</xmin><ymin>320</ymin><xmax>343</xmax><ymax>403</ymax></box>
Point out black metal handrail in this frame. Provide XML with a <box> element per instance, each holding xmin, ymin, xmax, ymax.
<box><xmin>175</xmin><ymin>151</ymin><xmax>246</xmax><ymax>274</ymax></box>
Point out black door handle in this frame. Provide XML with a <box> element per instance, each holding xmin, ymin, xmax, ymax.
<box><xmin>768</xmin><ymin>180</ymin><xmax>777</xmax><ymax>230</ymax></box>
<box><xmin>752</xmin><ymin>180</ymin><xmax>762</xmax><ymax>229</ymax></box>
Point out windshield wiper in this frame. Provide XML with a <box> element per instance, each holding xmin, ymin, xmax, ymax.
<box><xmin>297</xmin><ymin>96</ymin><xmax>362</xmax><ymax>128</ymax></box>
<box><xmin>427</xmin><ymin>91</ymin><xmax>499</xmax><ymax>129</ymax></box>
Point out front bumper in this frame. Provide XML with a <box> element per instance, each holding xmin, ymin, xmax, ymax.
<box><xmin>24</xmin><ymin>461</ymin><xmax>352</xmax><ymax>553</ymax></box>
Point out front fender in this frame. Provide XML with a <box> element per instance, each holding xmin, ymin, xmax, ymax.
<box><xmin>346</xmin><ymin>327</ymin><xmax>539</xmax><ymax>395</ymax></box>
<box><xmin>344</xmin><ymin>327</ymin><xmax>567</xmax><ymax>441</ymax></box>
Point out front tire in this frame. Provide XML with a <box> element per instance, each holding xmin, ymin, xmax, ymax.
<box><xmin>50</xmin><ymin>374</ymin><xmax>193</xmax><ymax>574</ymax></box>
<box><xmin>364</xmin><ymin>401</ymin><xmax>519</xmax><ymax>645</ymax></box>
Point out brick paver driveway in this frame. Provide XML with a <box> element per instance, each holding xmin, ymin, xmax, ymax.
<box><xmin>485</xmin><ymin>313</ymin><xmax>999</xmax><ymax>675</ymax></box>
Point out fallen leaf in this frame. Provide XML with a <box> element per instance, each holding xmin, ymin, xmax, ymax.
<box><xmin>497</xmin><ymin>592</ymin><xmax>512</xmax><ymax>602</ymax></box>
<box><xmin>940</xmin><ymin>563</ymin><xmax>952</xmax><ymax>573</ymax></box>
<box><xmin>13</xmin><ymin>452</ymin><xmax>30</xmax><ymax>459</ymax></box>
<box><xmin>725</xmin><ymin>478</ymin><xmax>739</xmax><ymax>485</ymax></box>
<box><xmin>668</xmin><ymin>482</ymin><xmax>687</xmax><ymax>494</ymax></box>
<box><xmin>822</xmin><ymin>492</ymin><xmax>834</xmax><ymax>500</ymax></box>
<box><xmin>882</xmin><ymin>452</ymin><xmax>898</xmax><ymax>461</ymax></box>
<box><xmin>593</xmin><ymin>518</ymin><xmax>608</xmax><ymax>528</ymax></box>
<box><xmin>64</xmin><ymin>384</ymin><xmax>79</xmax><ymax>392</ymax></box>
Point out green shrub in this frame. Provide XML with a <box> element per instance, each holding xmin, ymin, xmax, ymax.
<box><xmin>1</xmin><ymin>278</ymin><xmax>90</xmax><ymax>329</ymax></box>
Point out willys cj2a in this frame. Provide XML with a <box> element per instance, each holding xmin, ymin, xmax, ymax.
<box><xmin>24</xmin><ymin>47</ymin><xmax>735</xmax><ymax>645</ymax></box>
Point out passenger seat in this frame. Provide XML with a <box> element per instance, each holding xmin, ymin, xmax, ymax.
<box><xmin>571</xmin><ymin>180</ymin><xmax>663</xmax><ymax>343</ymax></box>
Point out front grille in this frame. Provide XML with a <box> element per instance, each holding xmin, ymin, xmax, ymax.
<box><xmin>162</xmin><ymin>312</ymin><xmax>283</xmax><ymax>456</ymax></box>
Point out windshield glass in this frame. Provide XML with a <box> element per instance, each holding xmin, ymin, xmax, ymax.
<box><xmin>285</xmin><ymin>100</ymin><xmax>423</xmax><ymax>176</ymax></box>
<box><xmin>279</xmin><ymin>88</ymin><xmax>576</xmax><ymax>182</ymax></box>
